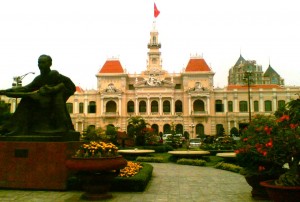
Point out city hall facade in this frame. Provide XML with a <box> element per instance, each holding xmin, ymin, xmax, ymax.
<box><xmin>2</xmin><ymin>24</ymin><xmax>299</xmax><ymax>138</ymax></box>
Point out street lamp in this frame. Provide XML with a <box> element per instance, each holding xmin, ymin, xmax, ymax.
<box><xmin>243</xmin><ymin>70</ymin><xmax>253</xmax><ymax>122</ymax></box>
<box><xmin>189</xmin><ymin>123</ymin><xmax>195</xmax><ymax>138</ymax></box>
<box><xmin>12</xmin><ymin>72</ymin><xmax>35</xmax><ymax>88</ymax></box>
<box><xmin>12</xmin><ymin>72</ymin><xmax>35</xmax><ymax>110</ymax></box>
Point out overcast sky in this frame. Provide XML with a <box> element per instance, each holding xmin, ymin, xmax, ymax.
<box><xmin>1</xmin><ymin>0</ymin><xmax>300</xmax><ymax>89</ymax></box>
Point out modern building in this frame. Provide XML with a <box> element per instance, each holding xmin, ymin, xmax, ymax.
<box><xmin>1</xmin><ymin>23</ymin><xmax>299</xmax><ymax>138</ymax></box>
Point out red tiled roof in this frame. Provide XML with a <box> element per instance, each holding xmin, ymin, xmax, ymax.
<box><xmin>227</xmin><ymin>84</ymin><xmax>283</xmax><ymax>90</ymax></box>
<box><xmin>76</xmin><ymin>86</ymin><xmax>84</xmax><ymax>93</ymax></box>
<box><xmin>99</xmin><ymin>59</ymin><xmax>124</xmax><ymax>73</ymax></box>
<box><xmin>185</xmin><ymin>58</ymin><xmax>211</xmax><ymax>72</ymax></box>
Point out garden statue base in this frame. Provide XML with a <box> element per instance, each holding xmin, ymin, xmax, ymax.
<box><xmin>0</xmin><ymin>131</ymin><xmax>80</xmax><ymax>142</ymax></box>
<box><xmin>0</xmin><ymin>141</ymin><xmax>81</xmax><ymax>190</ymax></box>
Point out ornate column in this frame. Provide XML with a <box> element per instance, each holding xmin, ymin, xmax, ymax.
<box><xmin>135</xmin><ymin>97</ymin><xmax>138</xmax><ymax>115</ymax></box>
<box><xmin>100</xmin><ymin>98</ymin><xmax>104</xmax><ymax>115</ymax></box>
<box><xmin>273</xmin><ymin>93</ymin><xmax>277</xmax><ymax>111</ymax></box>
<box><xmin>118</xmin><ymin>95</ymin><xmax>122</xmax><ymax>116</ymax></box>
<box><xmin>74</xmin><ymin>99</ymin><xmax>78</xmax><ymax>114</ymax></box>
<box><xmin>223</xmin><ymin>96</ymin><xmax>228</xmax><ymax>113</ymax></box>
<box><xmin>259</xmin><ymin>92</ymin><xmax>264</xmax><ymax>112</ymax></box>
<box><xmin>207</xmin><ymin>97</ymin><xmax>210</xmax><ymax>114</ymax></box>
<box><xmin>147</xmin><ymin>97</ymin><xmax>150</xmax><ymax>115</ymax></box>
<box><xmin>234</xmin><ymin>92</ymin><xmax>238</xmax><ymax>112</ymax></box>
<box><xmin>84</xmin><ymin>98</ymin><xmax>88</xmax><ymax>114</ymax></box>
<box><xmin>188</xmin><ymin>94</ymin><xmax>191</xmax><ymax>115</ymax></box>
<box><xmin>159</xmin><ymin>96</ymin><xmax>162</xmax><ymax>115</ymax></box>
<box><xmin>171</xmin><ymin>97</ymin><xmax>174</xmax><ymax>115</ymax></box>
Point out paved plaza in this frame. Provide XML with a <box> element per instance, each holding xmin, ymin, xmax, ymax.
<box><xmin>0</xmin><ymin>163</ymin><xmax>271</xmax><ymax>202</ymax></box>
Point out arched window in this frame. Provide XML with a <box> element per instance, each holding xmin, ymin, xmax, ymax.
<box><xmin>239</xmin><ymin>101</ymin><xmax>248</xmax><ymax>112</ymax></box>
<box><xmin>106</xmin><ymin>101</ymin><xmax>116</xmax><ymax>112</ymax></box>
<box><xmin>193</xmin><ymin>99</ymin><xmax>205</xmax><ymax>112</ymax></box>
<box><xmin>175</xmin><ymin>124</ymin><xmax>183</xmax><ymax>134</ymax></box>
<box><xmin>163</xmin><ymin>100</ymin><xmax>170</xmax><ymax>113</ymax></box>
<box><xmin>151</xmin><ymin>100</ymin><xmax>158</xmax><ymax>112</ymax></box>
<box><xmin>175</xmin><ymin>100</ymin><xmax>182</xmax><ymax>112</ymax></box>
<box><xmin>216</xmin><ymin>124</ymin><xmax>224</xmax><ymax>136</ymax></box>
<box><xmin>127</xmin><ymin>101</ymin><xmax>134</xmax><ymax>113</ymax></box>
<box><xmin>151</xmin><ymin>124</ymin><xmax>159</xmax><ymax>135</ymax></box>
<box><xmin>88</xmin><ymin>101</ymin><xmax>96</xmax><ymax>113</ymax></box>
<box><xmin>139</xmin><ymin>101</ymin><xmax>146</xmax><ymax>113</ymax></box>
<box><xmin>196</xmin><ymin>124</ymin><xmax>204</xmax><ymax>137</ymax></box>
<box><xmin>163</xmin><ymin>124</ymin><xmax>171</xmax><ymax>134</ymax></box>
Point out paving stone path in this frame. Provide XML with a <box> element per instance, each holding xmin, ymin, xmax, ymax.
<box><xmin>0</xmin><ymin>163</ymin><xmax>271</xmax><ymax>202</ymax></box>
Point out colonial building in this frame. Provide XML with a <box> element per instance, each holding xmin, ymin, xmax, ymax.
<box><xmin>65</xmin><ymin>23</ymin><xmax>299</xmax><ymax>138</ymax></box>
<box><xmin>1</xmin><ymin>23</ymin><xmax>299</xmax><ymax>138</ymax></box>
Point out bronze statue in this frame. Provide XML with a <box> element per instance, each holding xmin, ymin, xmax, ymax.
<box><xmin>0</xmin><ymin>55</ymin><xmax>76</xmax><ymax>137</ymax></box>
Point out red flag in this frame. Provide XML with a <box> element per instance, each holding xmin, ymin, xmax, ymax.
<box><xmin>154</xmin><ymin>3</ymin><xmax>160</xmax><ymax>18</ymax></box>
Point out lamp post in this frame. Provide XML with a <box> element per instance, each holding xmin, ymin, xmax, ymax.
<box><xmin>189</xmin><ymin>123</ymin><xmax>195</xmax><ymax>138</ymax></box>
<box><xmin>243</xmin><ymin>70</ymin><xmax>253</xmax><ymax>122</ymax></box>
<box><xmin>12</xmin><ymin>72</ymin><xmax>35</xmax><ymax>111</ymax></box>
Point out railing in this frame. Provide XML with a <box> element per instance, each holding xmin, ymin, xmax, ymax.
<box><xmin>191</xmin><ymin>111</ymin><xmax>208</xmax><ymax>116</ymax></box>
<box><xmin>103</xmin><ymin>112</ymin><xmax>119</xmax><ymax>117</ymax></box>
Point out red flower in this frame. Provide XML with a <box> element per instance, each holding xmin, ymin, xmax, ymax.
<box><xmin>258</xmin><ymin>165</ymin><xmax>266</xmax><ymax>172</ymax></box>
<box><xmin>264</xmin><ymin>126</ymin><xmax>272</xmax><ymax>135</ymax></box>
<box><xmin>277</xmin><ymin>115</ymin><xmax>290</xmax><ymax>122</ymax></box>
<box><xmin>265</xmin><ymin>139</ymin><xmax>273</xmax><ymax>148</ymax></box>
<box><xmin>290</xmin><ymin>123</ymin><xmax>298</xmax><ymax>129</ymax></box>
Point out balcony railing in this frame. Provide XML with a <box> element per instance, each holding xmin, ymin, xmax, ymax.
<box><xmin>191</xmin><ymin>111</ymin><xmax>208</xmax><ymax>117</ymax></box>
<box><xmin>103</xmin><ymin>112</ymin><xmax>119</xmax><ymax>117</ymax></box>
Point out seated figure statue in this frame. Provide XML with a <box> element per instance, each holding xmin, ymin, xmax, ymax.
<box><xmin>0</xmin><ymin>55</ymin><xmax>76</xmax><ymax>137</ymax></box>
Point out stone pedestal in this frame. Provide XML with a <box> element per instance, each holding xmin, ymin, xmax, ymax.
<box><xmin>0</xmin><ymin>141</ymin><xmax>81</xmax><ymax>190</ymax></box>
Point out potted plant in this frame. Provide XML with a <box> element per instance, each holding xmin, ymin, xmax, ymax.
<box><xmin>259</xmin><ymin>98</ymin><xmax>300</xmax><ymax>201</ymax></box>
<box><xmin>235</xmin><ymin>114</ymin><xmax>286</xmax><ymax>199</ymax></box>
<box><xmin>66</xmin><ymin>141</ymin><xmax>127</xmax><ymax>200</ymax></box>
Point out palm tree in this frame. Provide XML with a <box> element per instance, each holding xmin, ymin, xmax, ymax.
<box><xmin>127</xmin><ymin>116</ymin><xmax>149</xmax><ymax>146</ymax></box>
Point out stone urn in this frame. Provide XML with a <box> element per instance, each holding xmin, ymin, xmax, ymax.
<box><xmin>260</xmin><ymin>180</ymin><xmax>300</xmax><ymax>202</ymax></box>
<box><xmin>244</xmin><ymin>174</ymin><xmax>276</xmax><ymax>200</ymax></box>
<box><xmin>66</xmin><ymin>156</ymin><xmax>127</xmax><ymax>200</ymax></box>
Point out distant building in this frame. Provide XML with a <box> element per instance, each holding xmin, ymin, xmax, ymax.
<box><xmin>1</xmin><ymin>23</ymin><xmax>299</xmax><ymax>138</ymax></box>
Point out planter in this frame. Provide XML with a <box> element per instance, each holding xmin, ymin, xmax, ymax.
<box><xmin>244</xmin><ymin>175</ymin><xmax>276</xmax><ymax>200</ymax></box>
<box><xmin>260</xmin><ymin>180</ymin><xmax>300</xmax><ymax>202</ymax></box>
<box><xmin>66</xmin><ymin>156</ymin><xmax>127</xmax><ymax>201</ymax></box>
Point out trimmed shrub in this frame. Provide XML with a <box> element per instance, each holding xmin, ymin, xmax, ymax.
<box><xmin>214</xmin><ymin>161</ymin><xmax>242</xmax><ymax>173</ymax></box>
<box><xmin>142</xmin><ymin>145</ymin><xmax>173</xmax><ymax>153</ymax></box>
<box><xmin>136</xmin><ymin>156</ymin><xmax>164</xmax><ymax>163</ymax></box>
<box><xmin>112</xmin><ymin>163</ymin><xmax>153</xmax><ymax>192</ymax></box>
<box><xmin>176</xmin><ymin>158</ymin><xmax>206</xmax><ymax>166</ymax></box>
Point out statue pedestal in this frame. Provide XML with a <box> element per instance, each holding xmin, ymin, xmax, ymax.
<box><xmin>0</xmin><ymin>141</ymin><xmax>81</xmax><ymax>190</ymax></box>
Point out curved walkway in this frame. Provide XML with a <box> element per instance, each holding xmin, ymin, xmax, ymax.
<box><xmin>0</xmin><ymin>163</ymin><xmax>270</xmax><ymax>202</ymax></box>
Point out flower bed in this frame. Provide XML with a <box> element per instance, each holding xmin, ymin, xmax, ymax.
<box><xmin>112</xmin><ymin>163</ymin><xmax>153</xmax><ymax>192</ymax></box>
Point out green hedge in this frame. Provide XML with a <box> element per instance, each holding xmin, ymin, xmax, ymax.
<box><xmin>111</xmin><ymin>163</ymin><xmax>153</xmax><ymax>192</ymax></box>
<box><xmin>136</xmin><ymin>156</ymin><xmax>164</xmax><ymax>163</ymax></box>
<box><xmin>214</xmin><ymin>161</ymin><xmax>242</xmax><ymax>173</ymax></box>
<box><xmin>176</xmin><ymin>158</ymin><xmax>206</xmax><ymax>166</ymax></box>
<box><xmin>142</xmin><ymin>145</ymin><xmax>173</xmax><ymax>153</ymax></box>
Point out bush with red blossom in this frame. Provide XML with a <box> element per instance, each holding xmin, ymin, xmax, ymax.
<box><xmin>235</xmin><ymin>114</ymin><xmax>285</xmax><ymax>178</ymax></box>
<box><xmin>236</xmin><ymin>98</ymin><xmax>300</xmax><ymax>186</ymax></box>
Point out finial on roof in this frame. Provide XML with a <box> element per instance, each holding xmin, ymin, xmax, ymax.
<box><xmin>152</xmin><ymin>21</ymin><xmax>157</xmax><ymax>31</ymax></box>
